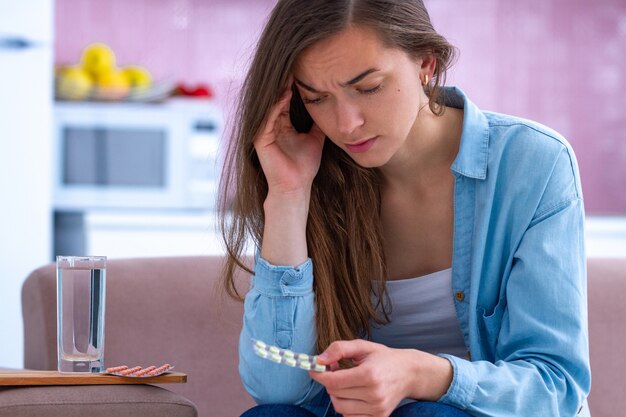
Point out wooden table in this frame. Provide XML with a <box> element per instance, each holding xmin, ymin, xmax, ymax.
<box><xmin>0</xmin><ymin>370</ymin><xmax>187</xmax><ymax>386</ymax></box>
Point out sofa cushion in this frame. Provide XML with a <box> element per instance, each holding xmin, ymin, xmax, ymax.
<box><xmin>587</xmin><ymin>258</ymin><xmax>626</xmax><ymax>417</ymax></box>
<box><xmin>0</xmin><ymin>385</ymin><xmax>197</xmax><ymax>417</ymax></box>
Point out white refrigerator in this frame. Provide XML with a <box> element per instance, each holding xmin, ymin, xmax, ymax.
<box><xmin>0</xmin><ymin>0</ymin><xmax>54</xmax><ymax>368</ymax></box>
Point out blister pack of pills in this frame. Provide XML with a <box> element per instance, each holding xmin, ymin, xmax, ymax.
<box><xmin>252</xmin><ymin>339</ymin><xmax>327</xmax><ymax>372</ymax></box>
<box><xmin>105</xmin><ymin>363</ymin><xmax>173</xmax><ymax>377</ymax></box>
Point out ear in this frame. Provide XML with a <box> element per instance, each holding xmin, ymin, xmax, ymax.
<box><xmin>420</xmin><ymin>52</ymin><xmax>437</xmax><ymax>81</ymax></box>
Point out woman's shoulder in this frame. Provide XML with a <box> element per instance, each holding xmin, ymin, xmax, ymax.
<box><xmin>483</xmin><ymin>111</ymin><xmax>580</xmax><ymax>177</ymax></box>
<box><xmin>482</xmin><ymin>111</ymin><xmax>583</xmax><ymax>204</ymax></box>
<box><xmin>484</xmin><ymin>111</ymin><xmax>572</xmax><ymax>155</ymax></box>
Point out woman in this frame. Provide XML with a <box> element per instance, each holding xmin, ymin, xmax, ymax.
<box><xmin>218</xmin><ymin>0</ymin><xmax>591</xmax><ymax>416</ymax></box>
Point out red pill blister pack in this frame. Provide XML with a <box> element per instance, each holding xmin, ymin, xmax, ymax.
<box><xmin>105</xmin><ymin>363</ymin><xmax>173</xmax><ymax>377</ymax></box>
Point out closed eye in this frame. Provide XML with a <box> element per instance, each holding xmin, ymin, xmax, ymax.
<box><xmin>359</xmin><ymin>84</ymin><xmax>382</xmax><ymax>95</ymax></box>
<box><xmin>303</xmin><ymin>96</ymin><xmax>325</xmax><ymax>105</ymax></box>
<box><xmin>302</xmin><ymin>83</ymin><xmax>382</xmax><ymax>105</ymax></box>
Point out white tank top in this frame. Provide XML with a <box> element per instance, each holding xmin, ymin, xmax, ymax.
<box><xmin>370</xmin><ymin>268</ymin><xmax>467</xmax><ymax>358</ymax></box>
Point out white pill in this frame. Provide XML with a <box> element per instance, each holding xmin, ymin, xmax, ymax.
<box><xmin>314</xmin><ymin>364</ymin><xmax>326</xmax><ymax>372</ymax></box>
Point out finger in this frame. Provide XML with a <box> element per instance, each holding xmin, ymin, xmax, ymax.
<box><xmin>326</xmin><ymin>386</ymin><xmax>372</xmax><ymax>402</ymax></box>
<box><xmin>285</xmin><ymin>73</ymin><xmax>294</xmax><ymax>87</ymax></box>
<box><xmin>274</xmin><ymin>75</ymin><xmax>296</xmax><ymax>119</ymax></box>
<box><xmin>317</xmin><ymin>339</ymin><xmax>377</xmax><ymax>365</ymax></box>
<box><xmin>329</xmin><ymin>395</ymin><xmax>373</xmax><ymax>416</ymax></box>
<box><xmin>254</xmin><ymin>86</ymin><xmax>294</xmax><ymax>148</ymax></box>
<box><xmin>309</xmin><ymin>364</ymin><xmax>369</xmax><ymax>391</ymax></box>
<box><xmin>277</xmin><ymin>82</ymin><xmax>293</xmax><ymax>106</ymax></box>
<box><xmin>269</xmin><ymin>87</ymin><xmax>294</xmax><ymax>126</ymax></box>
<box><xmin>328</xmin><ymin>361</ymin><xmax>341</xmax><ymax>372</ymax></box>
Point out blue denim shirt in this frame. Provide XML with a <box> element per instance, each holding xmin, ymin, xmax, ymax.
<box><xmin>239</xmin><ymin>87</ymin><xmax>591</xmax><ymax>417</ymax></box>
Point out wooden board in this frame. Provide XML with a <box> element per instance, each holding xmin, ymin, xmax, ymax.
<box><xmin>0</xmin><ymin>370</ymin><xmax>187</xmax><ymax>386</ymax></box>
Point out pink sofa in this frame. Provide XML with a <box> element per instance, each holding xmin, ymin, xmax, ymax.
<box><xmin>0</xmin><ymin>256</ymin><xmax>623</xmax><ymax>416</ymax></box>
<box><xmin>586</xmin><ymin>258</ymin><xmax>626</xmax><ymax>416</ymax></box>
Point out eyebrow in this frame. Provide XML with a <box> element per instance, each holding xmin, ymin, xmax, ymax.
<box><xmin>295</xmin><ymin>68</ymin><xmax>380</xmax><ymax>93</ymax></box>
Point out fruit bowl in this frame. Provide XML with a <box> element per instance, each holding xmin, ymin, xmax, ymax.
<box><xmin>55</xmin><ymin>43</ymin><xmax>178</xmax><ymax>103</ymax></box>
<box><xmin>55</xmin><ymin>77</ymin><xmax>177</xmax><ymax>103</ymax></box>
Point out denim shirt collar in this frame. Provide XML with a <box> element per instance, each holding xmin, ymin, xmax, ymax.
<box><xmin>442</xmin><ymin>87</ymin><xmax>490</xmax><ymax>180</ymax></box>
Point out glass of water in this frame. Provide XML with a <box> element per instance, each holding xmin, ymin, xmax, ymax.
<box><xmin>56</xmin><ymin>256</ymin><xmax>106</xmax><ymax>373</ymax></box>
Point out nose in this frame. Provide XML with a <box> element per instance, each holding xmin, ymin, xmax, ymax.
<box><xmin>334</xmin><ymin>100</ymin><xmax>364</xmax><ymax>136</ymax></box>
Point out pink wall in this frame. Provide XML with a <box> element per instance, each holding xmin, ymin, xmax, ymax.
<box><xmin>54</xmin><ymin>0</ymin><xmax>276</xmax><ymax>110</ymax></box>
<box><xmin>55</xmin><ymin>0</ymin><xmax>626</xmax><ymax>213</ymax></box>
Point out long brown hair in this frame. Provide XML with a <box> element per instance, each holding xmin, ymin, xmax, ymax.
<box><xmin>219</xmin><ymin>0</ymin><xmax>457</xmax><ymax>354</ymax></box>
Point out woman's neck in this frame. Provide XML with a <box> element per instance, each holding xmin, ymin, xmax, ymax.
<box><xmin>380</xmin><ymin>104</ymin><xmax>463</xmax><ymax>193</ymax></box>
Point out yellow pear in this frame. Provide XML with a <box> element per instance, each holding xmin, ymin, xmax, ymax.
<box><xmin>96</xmin><ymin>69</ymin><xmax>130</xmax><ymax>100</ymax></box>
<box><xmin>81</xmin><ymin>43</ymin><xmax>116</xmax><ymax>78</ymax></box>
<box><xmin>56</xmin><ymin>66</ymin><xmax>93</xmax><ymax>100</ymax></box>
<box><xmin>122</xmin><ymin>66</ymin><xmax>152</xmax><ymax>90</ymax></box>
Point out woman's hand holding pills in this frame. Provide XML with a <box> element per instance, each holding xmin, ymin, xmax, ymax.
<box><xmin>309</xmin><ymin>339</ymin><xmax>453</xmax><ymax>417</ymax></box>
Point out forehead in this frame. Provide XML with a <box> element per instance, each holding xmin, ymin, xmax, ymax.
<box><xmin>294</xmin><ymin>25</ymin><xmax>400</xmax><ymax>81</ymax></box>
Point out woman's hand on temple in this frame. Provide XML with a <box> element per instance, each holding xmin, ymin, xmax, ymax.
<box><xmin>309</xmin><ymin>339</ymin><xmax>453</xmax><ymax>417</ymax></box>
<box><xmin>254</xmin><ymin>76</ymin><xmax>326</xmax><ymax>197</ymax></box>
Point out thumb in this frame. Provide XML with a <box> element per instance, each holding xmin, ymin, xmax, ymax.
<box><xmin>316</xmin><ymin>339</ymin><xmax>375</xmax><ymax>365</ymax></box>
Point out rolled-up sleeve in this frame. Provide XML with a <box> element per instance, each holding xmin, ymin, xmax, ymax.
<box><xmin>239</xmin><ymin>253</ymin><xmax>324</xmax><ymax>405</ymax></box>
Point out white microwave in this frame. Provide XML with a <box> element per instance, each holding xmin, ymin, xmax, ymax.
<box><xmin>53</xmin><ymin>99</ymin><xmax>222</xmax><ymax>210</ymax></box>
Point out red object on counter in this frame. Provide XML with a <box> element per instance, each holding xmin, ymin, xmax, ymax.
<box><xmin>175</xmin><ymin>83</ymin><xmax>214</xmax><ymax>99</ymax></box>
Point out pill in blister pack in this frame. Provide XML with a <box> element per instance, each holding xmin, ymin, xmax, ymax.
<box><xmin>105</xmin><ymin>363</ymin><xmax>173</xmax><ymax>377</ymax></box>
<box><xmin>252</xmin><ymin>339</ymin><xmax>328</xmax><ymax>372</ymax></box>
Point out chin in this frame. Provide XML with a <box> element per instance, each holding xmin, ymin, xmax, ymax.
<box><xmin>347</xmin><ymin>153</ymin><xmax>390</xmax><ymax>169</ymax></box>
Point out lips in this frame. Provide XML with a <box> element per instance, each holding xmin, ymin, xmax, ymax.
<box><xmin>345</xmin><ymin>136</ymin><xmax>378</xmax><ymax>153</ymax></box>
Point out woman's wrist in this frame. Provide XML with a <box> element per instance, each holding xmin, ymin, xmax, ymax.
<box><xmin>405</xmin><ymin>350</ymin><xmax>454</xmax><ymax>401</ymax></box>
<box><xmin>264</xmin><ymin>188</ymin><xmax>311</xmax><ymax>210</ymax></box>
<box><xmin>260</xmin><ymin>190</ymin><xmax>311</xmax><ymax>266</ymax></box>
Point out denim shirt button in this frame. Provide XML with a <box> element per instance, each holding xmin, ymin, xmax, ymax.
<box><xmin>281</xmin><ymin>269</ymin><xmax>301</xmax><ymax>285</ymax></box>
<box><xmin>455</xmin><ymin>291</ymin><xmax>465</xmax><ymax>302</ymax></box>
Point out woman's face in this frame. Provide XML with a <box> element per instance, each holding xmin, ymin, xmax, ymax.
<box><xmin>294</xmin><ymin>25</ymin><xmax>427</xmax><ymax>168</ymax></box>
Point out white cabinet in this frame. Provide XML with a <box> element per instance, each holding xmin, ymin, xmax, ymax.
<box><xmin>0</xmin><ymin>0</ymin><xmax>53</xmax><ymax>368</ymax></box>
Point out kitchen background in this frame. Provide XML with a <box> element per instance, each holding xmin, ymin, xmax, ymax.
<box><xmin>1</xmin><ymin>0</ymin><xmax>625</xmax><ymax>368</ymax></box>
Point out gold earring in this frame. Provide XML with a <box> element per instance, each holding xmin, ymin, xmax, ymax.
<box><xmin>423</xmin><ymin>75</ymin><xmax>429</xmax><ymax>86</ymax></box>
